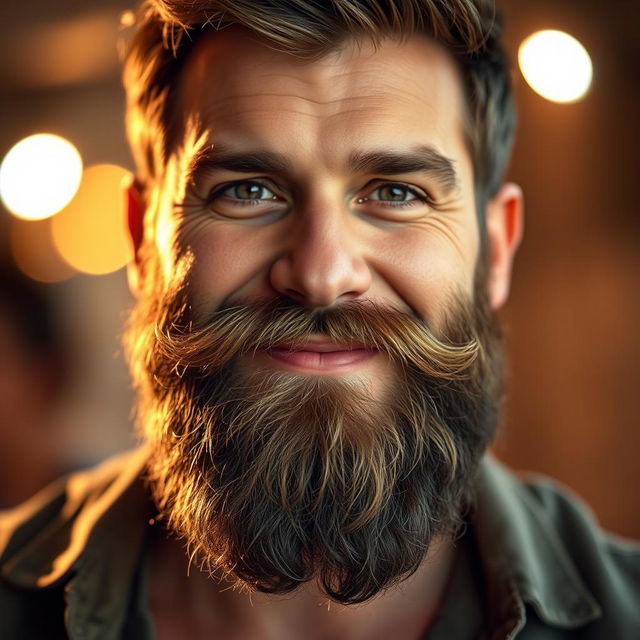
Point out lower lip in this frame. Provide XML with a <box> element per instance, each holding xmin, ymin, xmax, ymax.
<box><xmin>265</xmin><ymin>347</ymin><xmax>377</xmax><ymax>373</ymax></box>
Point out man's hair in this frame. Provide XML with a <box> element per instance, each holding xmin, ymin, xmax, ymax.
<box><xmin>123</xmin><ymin>0</ymin><xmax>516</xmax><ymax>213</ymax></box>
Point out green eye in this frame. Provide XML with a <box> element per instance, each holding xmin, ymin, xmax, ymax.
<box><xmin>371</xmin><ymin>184</ymin><xmax>416</xmax><ymax>202</ymax></box>
<box><xmin>226</xmin><ymin>182</ymin><xmax>276</xmax><ymax>200</ymax></box>
<box><xmin>205</xmin><ymin>179</ymin><xmax>285</xmax><ymax>219</ymax></box>
<box><xmin>356</xmin><ymin>182</ymin><xmax>429</xmax><ymax>209</ymax></box>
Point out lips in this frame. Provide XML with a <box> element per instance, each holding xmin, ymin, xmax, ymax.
<box><xmin>265</xmin><ymin>340</ymin><xmax>378</xmax><ymax>372</ymax></box>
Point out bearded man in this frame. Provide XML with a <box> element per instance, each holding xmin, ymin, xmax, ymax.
<box><xmin>1</xmin><ymin>0</ymin><xmax>638</xmax><ymax>638</ymax></box>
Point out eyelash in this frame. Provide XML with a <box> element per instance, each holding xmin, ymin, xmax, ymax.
<box><xmin>208</xmin><ymin>179</ymin><xmax>277</xmax><ymax>207</ymax></box>
<box><xmin>360</xmin><ymin>183</ymin><xmax>432</xmax><ymax>209</ymax></box>
<box><xmin>207</xmin><ymin>180</ymin><xmax>433</xmax><ymax>210</ymax></box>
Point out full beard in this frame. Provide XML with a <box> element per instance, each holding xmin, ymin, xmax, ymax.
<box><xmin>125</xmin><ymin>263</ymin><xmax>504</xmax><ymax>604</ymax></box>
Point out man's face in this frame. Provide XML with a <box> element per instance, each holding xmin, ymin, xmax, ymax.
<box><xmin>154</xmin><ymin>29</ymin><xmax>479</xmax><ymax>376</ymax></box>
<box><xmin>128</xmin><ymin>30</ymin><xmax>514</xmax><ymax>604</ymax></box>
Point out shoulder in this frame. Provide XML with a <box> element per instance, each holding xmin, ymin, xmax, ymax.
<box><xmin>0</xmin><ymin>447</ymin><xmax>152</xmax><ymax>639</ymax></box>
<box><xmin>476</xmin><ymin>457</ymin><xmax>640</xmax><ymax>636</ymax></box>
<box><xmin>520</xmin><ymin>469</ymin><xmax>640</xmax><ymax>610</ymax></box>
<box><xmin>0</xmin><ymin>446</ymin><xmax>150</xmax><ymax>585</ymax></box>
<box><xmin>518</xmin><ymin>468</ymin><xmax>640</xmax><ymax>556</ymax></box>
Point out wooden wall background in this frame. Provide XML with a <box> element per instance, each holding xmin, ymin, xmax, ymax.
<box><xmin>494</xmin><ymin>0</ymin><xmax>639</xmax><ymax>538</ymax></box>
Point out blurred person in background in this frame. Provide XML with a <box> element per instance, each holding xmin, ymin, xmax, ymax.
<box><xmin>0</xmin><ymin>260</ymin><xmax>67</xmax><ymax>508</ymax></box>
<box><xmin>1</xmin><ymin>0</ymin><xmax>638</xmax><ymax>638</ymax></box>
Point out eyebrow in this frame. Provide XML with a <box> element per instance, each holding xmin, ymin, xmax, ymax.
<box><xmin>188</xmin><ymin>143</ymin><xmax>459</xmax><ymax>194</ymax></box>
<box><xmin>348</xmin><ymin>146</ymin><xmax>459</xmax><ymax>194</ymax></box>
<box><xmin>187</xmin><ymin>144</ymin><xmax>290</xmax><ymax>186</ymax></box>
<box><xmin>189</xmin><ymin>146</ymin><xmax>291</xmax><ymax>180</ymax></box>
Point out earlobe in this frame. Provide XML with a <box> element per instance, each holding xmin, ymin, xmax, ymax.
<box><xmin>485</xmin><ymin>182</ymin><xmax>524</xmax><ymax>310</ymax></box>
<box><xmin>123</xmin><ymin>173</ymin><xmax>145</xmax><ymax>297</ymax></box>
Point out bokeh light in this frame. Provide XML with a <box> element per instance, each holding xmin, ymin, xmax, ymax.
<box><xmin>518</xmin><ymin>30</ymin><xmax>593</xmax><ymax>103</ymax></box>
<box><xmin>120</xmin><ymin>10</ymin><xmax>136</xmax><ymax>27</ymax></box>
<box><xmin>51</xmin><ymin>164</ymin><xmax>132</xmax><ymax>276</ymax></box>
<box><xmin>10</xmin><ymin>218</ymin><xmax>77</xmax><ymax>283</ymax></box>
<box><xmin>0</xmin><ymin>134</ymin><xmax>83</xmax><ymax>220</ymax></box>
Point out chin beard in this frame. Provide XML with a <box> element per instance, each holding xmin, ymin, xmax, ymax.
<box><xmin>125</xmin><ymin>267</ymin><xmax>504</xmax><ymax>604</ymax></box>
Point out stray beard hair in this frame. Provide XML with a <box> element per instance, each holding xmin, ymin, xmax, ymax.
<box><xmin>126</xmin><ymin>260</ymin><xmax>503</xmax><ymax>604</ymax></box>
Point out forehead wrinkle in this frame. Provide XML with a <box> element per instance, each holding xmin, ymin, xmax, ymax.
<box><xmin>177</xmin><ymin>31</ymin><xmax>472</xmax><ymax>193</ymax></box>
<box><xmin>180</xmin><ymin>35</ymin><xmax>466</xmax><ymax>126</ymax></box>
<box><xmin>192</xmin><ymin>98</ymin><xmax>397</xmax><ymax>151</ymax></box>
<box><xmin>203</xmin><ymin>92</ymin><xmax>388</xmax><ymax>108</ymax></box>
<box><xmin>196</xmin><ymin>89</ymin><xmax>395</xmax><ymax>131</ymax></box>
<box><xmin>184</xmin><ymin>53</ymin><xmax>424</xmax><ymax>121</ymax></box>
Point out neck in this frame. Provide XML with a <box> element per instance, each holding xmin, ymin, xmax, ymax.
<box><xmin>147</xmin><ymin>525</ymin><xmax>457</xmax><ymax>640</ymax></box>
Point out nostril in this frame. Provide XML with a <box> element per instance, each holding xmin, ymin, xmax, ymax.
<box><xmin>284</xmin><ymin>287</ymin><xmax>305</xmax><ymax>301</ymax></box>
<box><xmin>269</xmin><ymin>249</ymin><xmax>372</xmax><ymax>308</ymax></box>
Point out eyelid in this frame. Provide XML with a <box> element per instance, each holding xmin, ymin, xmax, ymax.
<box><xmin>201</xmin><ymin>178</ymin><xmax>436</xmax><ymax>220</ymax></box>
<box><xmin>208</xmin><ymin>177</ymin><xmax>284</xmax><ymax>202</ymax></box>
<box><xmin>201</xmin><ymin>178</ymin><xmax>290</xmax><ymax>221</ymax></box>
<box><xmin>360</xmin><ymin>180</ymin><xmax>434</xmax><ymax>204</ymax></box>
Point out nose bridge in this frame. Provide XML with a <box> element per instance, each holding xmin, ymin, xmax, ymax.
<box><xmin>269</xmin><ymin>198</ymin><xmax>371</xmax><ymax>307</ymax></box>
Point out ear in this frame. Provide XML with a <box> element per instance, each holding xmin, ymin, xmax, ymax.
<box><xmin>485</xmin><ymin>182</ymin><xmax>524</xmax><ymax>310</ymax></box>
<box><xmin>122</xmin><ymin>173</ymin><xmax>145</xmax><ymax>297</ymax></box>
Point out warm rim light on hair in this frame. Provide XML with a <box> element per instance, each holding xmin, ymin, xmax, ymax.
<box><xmin>0</xmin><ymin>134</ymin><xmax>83</xmax><ymax>220</ymax></box>
<box><xmin>518</xmin><ymin>30</ymin><xmax>593</xmax><ymax>104</ymax></box>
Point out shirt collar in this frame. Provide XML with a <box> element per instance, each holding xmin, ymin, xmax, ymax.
<box><xmin>472</xmin><ymin>455</ymin><xmax>602</xmax><ymax>632</ymax></box>
<box><xmin>0</xmin><ymin>446</ymin><xmax>152</xmax><ymax>590</ymax></box>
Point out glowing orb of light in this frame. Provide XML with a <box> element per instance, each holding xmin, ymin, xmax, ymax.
<box><xmin>51</xmin><ymin>164</ymin><xmax>132</xmax><ymax>276</ymax></box>
<box><xmin>518</xmin><ymin>30</ymin><xmax>593</xmax><ymax>104</ymax></box>
<box><xmin>0</xmin><ymin>134</ymin><xmax>83</xmax><ymax>220</ymax></box>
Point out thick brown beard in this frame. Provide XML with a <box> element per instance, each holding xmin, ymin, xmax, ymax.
<box><xmin>125</xmin><ymin>267</ymin><xmax>504</xmax><ymax>604</ymax></box>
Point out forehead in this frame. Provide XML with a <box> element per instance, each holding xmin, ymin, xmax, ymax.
<box><xmin>177</xmin><ymin>28</ymin><xmax>469</xmax><ymax>175</ymax></box>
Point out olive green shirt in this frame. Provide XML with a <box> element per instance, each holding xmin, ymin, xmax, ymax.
<box><xmin>1</xmin><ymin>448</ymin><xmax>638</xmax><ymax>639</ymax></box>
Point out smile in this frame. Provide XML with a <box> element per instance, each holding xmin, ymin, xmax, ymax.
<box><xmin>265</xmin><ymin>340</ymin><xmax>378</xmax><ymax>373</ymax></box>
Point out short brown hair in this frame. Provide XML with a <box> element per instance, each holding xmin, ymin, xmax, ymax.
<box><xmin>123</xmin><ymin>0</ymin><xmax>515</xmax><ymax>212</ymax></box>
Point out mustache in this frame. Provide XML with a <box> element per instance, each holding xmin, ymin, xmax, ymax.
<box><xmin>153</xmin><ymin>297</ymin><xmax>480</xmax><ymax>380</ymax></box>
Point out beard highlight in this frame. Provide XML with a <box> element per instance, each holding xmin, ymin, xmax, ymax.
<box><xmin>126</xmin><ymin>272</ymin><xmax>503</xmax><ymax>604</ymax></box>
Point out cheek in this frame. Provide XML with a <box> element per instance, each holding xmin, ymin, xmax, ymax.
<box><xmin>366</xmin><ymin>220</ymin><xmax>478</xmax><ymax>323</ymax></box>
<box><xmin>183</xmin><ymin>223</ymin><xmax>281</xmax><ymax>316</ymax></box>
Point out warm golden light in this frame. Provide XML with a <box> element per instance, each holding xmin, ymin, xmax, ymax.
<box><xmin>518</xmin><ymin>30</ymin><xmax>593</xmax><ymax>103</ymax></box>
<box><xmin>10</xmin><ymin>218</ymin><xmax>77</xmax><ymax>283</ymax></box>
<box><xmin>0</xmin><ymin>134</ymin><xmax>83</xmax><ymax>220</ymax></box>
<box><xmin>51</xmin><ymin>164</ymin><xmax>132</xmax><ymax>276</ymax></box>
<box><xmin>120</xmin><ymin>10</ymin><xmax>136</xmax><ymax>27</ymax></box>
<box><xmin>6</xmin><ymin>9</ymin><xmax>122</xmax><ymax>88</ymax></box>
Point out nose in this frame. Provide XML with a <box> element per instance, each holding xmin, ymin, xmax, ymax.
<box><xmin>269</xmin><ymin>205</ymin><xmax>372</xmax><ymax>308</ymax></box>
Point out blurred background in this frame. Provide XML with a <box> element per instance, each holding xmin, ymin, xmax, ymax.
<box><xmin>0</xmin><ymin>0</ymin><xmax>637</xmax><ymax>534</ymax></box>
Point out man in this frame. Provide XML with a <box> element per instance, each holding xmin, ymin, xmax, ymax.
<box><xmin>1</xmin><ymin>0</ymin><xmax>638</xmax><ymax>637</ymax></box>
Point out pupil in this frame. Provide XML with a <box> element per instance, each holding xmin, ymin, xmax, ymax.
<box><xmin>383</xmin><ymin>186</ymin><xmax>406</xmax><ymax>201</ymax></box>
<box><xmin>238</xmin><ymin>183</ymin><xmax>262</xmax><ymax>199</ymax></box>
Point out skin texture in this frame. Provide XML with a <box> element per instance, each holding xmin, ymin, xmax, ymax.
<box><xmin>162</xmin><ymin>31</ymin><xmax>478</xmax><ymax>314</ymax></box>
<box><xmin>128</xmin><ymin>29</ymin><xmax>523</xmax><ymax>639</ymax></box>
